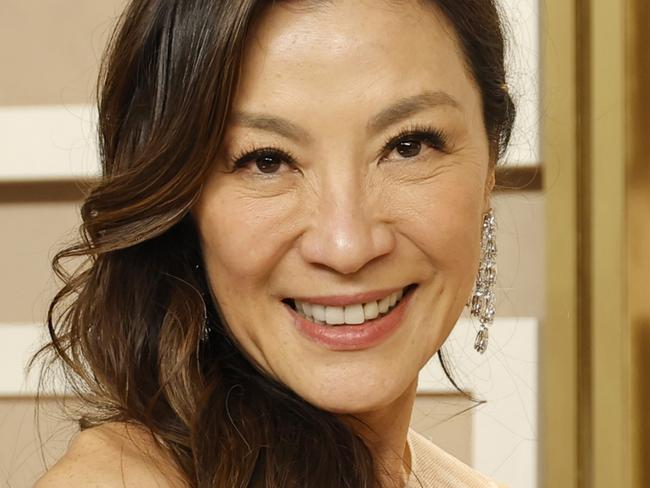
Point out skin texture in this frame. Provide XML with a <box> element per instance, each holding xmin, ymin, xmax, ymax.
<box><xmin>37</xmin><ymin>1</ymin><xmax>495</xmax><ymax>486</ymax></box>
<box><xmin>193</xmin><ymin>0</ymin><xmax>494</xmax><ymax>484</ymax></box>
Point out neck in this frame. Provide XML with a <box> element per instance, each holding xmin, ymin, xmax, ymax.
<box><xmin>339</xmin><ymin>379</ymin><xmax>418</xmax><ymax>488</ymax></box>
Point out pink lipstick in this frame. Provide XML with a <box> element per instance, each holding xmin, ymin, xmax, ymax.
<box><xmin>284</xmin><ymin>285</ymin><xmax>416</xmax><ymax>350</ymax></box>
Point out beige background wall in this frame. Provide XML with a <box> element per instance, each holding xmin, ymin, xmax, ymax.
<box><xmin>0</xmin><ymin>1</ymin><xmax>544</xmax><ymax>487</ymax></box>
<box><xmin>0</xmin><ymin>1</ymin><xmax>127</xmax><ymax>107</ymax></box>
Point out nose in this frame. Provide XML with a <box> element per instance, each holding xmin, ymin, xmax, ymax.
<box><xmin>298</xmin><ymin>175</ymin><xmax>396</xmax><ymax>275</ymax></box>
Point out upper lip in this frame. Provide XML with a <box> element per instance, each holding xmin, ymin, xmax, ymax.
<box><xmin>288</xmin><ymin>285</ymin><xmax>413</xmax><ymax>307</ymax></box>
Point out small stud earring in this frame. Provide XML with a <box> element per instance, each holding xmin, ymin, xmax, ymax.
<box><xmin>470</xmin><ymin>209</ymin><xmax>497</xmax><ymax>354</ymax></box>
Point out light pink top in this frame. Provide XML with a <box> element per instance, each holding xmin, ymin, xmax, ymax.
<box><xmin>406</xmin><ymin>429</ymin><xmax>502</xmax><ymax>488</ymax></box>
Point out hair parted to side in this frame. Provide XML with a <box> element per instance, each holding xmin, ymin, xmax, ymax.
<box><xmin>32</xmin><ymin>1</ymin><xmax>515</xmax><ymax>486</ymax></box>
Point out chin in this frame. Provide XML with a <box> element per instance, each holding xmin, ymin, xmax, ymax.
<box><xmin>291</xmin><ymin>372</ymin><xmax>414</xmax><ymax>416</ymax></box>
<box><xmin>308</xmin><ymin>394</ymin><xmax>396</xmax><ymax>416</ymax></box>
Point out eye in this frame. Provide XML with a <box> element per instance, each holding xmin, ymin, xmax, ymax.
<box><xmin>382</xmin><ymin>124</ymin><xmax>449</xmax><ymax>162</ymax></box>
<box><xmin>229</xmin><ymin>146</ymin><xmax>296</xmax><ymax>175</ymax></box>
<box><xmin>394</xmin><ymin>139</ymin><xmax>424</xmax><ymax>158</ymax></box>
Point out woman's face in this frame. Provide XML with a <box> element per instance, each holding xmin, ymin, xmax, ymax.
<box><xmin>193</xmin><ymin>0</ymin><xmax>493</xmax><ymax>414</ymax></box>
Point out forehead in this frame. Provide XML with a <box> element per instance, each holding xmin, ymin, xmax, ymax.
<box><xmin>233</xmin><ymin>0</ymin><xmax>478</xmax><ymax>118</ymax></box>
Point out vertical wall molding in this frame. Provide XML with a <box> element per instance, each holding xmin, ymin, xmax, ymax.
<box><xmin>627</xmin><ymin>0</ymin><xmax>650</xmax><ymax>486</ymax></box>
<box><xmin>575</xmin><ymin>1</ymin><xmax>593</xmax><ymax>486</ymax></box>
<box><xmin>542</xmin><ymin>0</ymin><xmax>580</xmax><ymax>487</ymax></box>
<box><xmin>544</xmin><ymin>0</ymin><xmax>642</xmax><ymax>486</ymax></box>
<box><xmin>589</xmin><ymin>1</ymin><xmax>630</xmax><ymax>487</ymax></box>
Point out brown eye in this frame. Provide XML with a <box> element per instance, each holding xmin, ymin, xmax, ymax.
<box><xmin>255</xmin><ymin>155</ymin><xmax>283</xmax><ymax>174</ymax></box>
<box><xmin>231</xmin><ymin>147</ymin><xmax>296</xmax><ymax>175</ymax></box>
<box><xmin>395</xmin><ymin>140</ymin><xmax>423</xmax><ymax>158</ymax></box>
<box><xmin>381</xmin><ymin>126</ymin><xmax>449</xmax><ymax>163</ymax></box>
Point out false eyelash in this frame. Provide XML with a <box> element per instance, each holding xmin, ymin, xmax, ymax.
<box><xmin>228</xmin><ymin>144</ymin><xmax>298</xmax><ymax>171</ymax></box>
<box><xmin>379</xmin><ymin>123</ymin><xmax>450</xmax><ymax>159</ymax></box>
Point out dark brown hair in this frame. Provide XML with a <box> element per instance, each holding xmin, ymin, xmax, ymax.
<box><xmin>34</xmin><ymin>1</ymin><xmax>515</xmax><ymax>486</ymax></box>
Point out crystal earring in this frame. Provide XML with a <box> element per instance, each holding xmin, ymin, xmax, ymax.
<box><xmin>470</xmin><ymin>209</ymin><xmax>497</xmax><ymax>354</ymax></box>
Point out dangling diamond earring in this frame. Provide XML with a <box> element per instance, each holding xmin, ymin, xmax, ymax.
<box><xmin>470</xmin><ymin>209</ymin><xmax>497</xmax><ymax>354</ymax></box>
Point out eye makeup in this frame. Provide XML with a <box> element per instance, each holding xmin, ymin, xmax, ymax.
<box><xmin>227</xmin><ymin>122</ymin><xmax>451</xmax><ymax>175</ymax></box>
<box><xmin>378</xmin><ymin>122</ymin><xmax>450</xmax><ymax>160</ymax></box>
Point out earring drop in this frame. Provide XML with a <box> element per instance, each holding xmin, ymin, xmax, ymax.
<box><xmin>470</xmin><ymin>209</ymin><xmax>497</xmax><ymax>354</ymax></box>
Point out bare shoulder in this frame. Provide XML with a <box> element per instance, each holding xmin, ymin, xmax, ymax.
<box><xmin>34</xmin><ymin>422</ymin><xmax>188</xmax><ymax>488</ymax></box>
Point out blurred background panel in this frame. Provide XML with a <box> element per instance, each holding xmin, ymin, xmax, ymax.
<box><xmin>0</xmin><ymin>0</ymin><xmax>129</xmax><ymax>181</ymax></box>
<box><xmin>542</xmin><ymin>1</ymin><xmax>649</xmax><ymax>487</ymax></box>
<box><xmin>0</xmin><ymin>0</ymin><xmax>126</xmax><ymax>107</ymax></box>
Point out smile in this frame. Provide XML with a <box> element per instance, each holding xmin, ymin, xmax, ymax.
<box><xmin>283</xmin><ymin>284</ymin><xmax>418</xmax><ymax>326</ymax></box>
<box><xmin>283</xmin><ymin>284</ymin><xmax>418</xmax><ymax>350</ymax></box>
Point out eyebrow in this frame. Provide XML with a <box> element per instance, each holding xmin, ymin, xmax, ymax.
<box><xmin>230</xmin><ymin>90</ymin><xmax>461</xmax><ymax>144</ymax></box>
<box><xmin>367</xmin><ymin>90</ymin><xmax>461</xmax><ymax>135</ymax></box>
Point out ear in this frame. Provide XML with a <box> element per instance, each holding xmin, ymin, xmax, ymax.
<box><xmin>483</xmin><ymin>165</ymin><xmax>496</xmax><ymax>213</ymax></box>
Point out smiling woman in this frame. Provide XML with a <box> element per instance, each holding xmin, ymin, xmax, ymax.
<box><xmin>33</xmin><ymin>1</ymin><xmax>514</xmax><ymax>487</ymax></box>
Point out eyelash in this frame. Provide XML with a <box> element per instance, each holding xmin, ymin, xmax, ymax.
<box><xmin>381</xmin><ymin>123</ymin><xmax>449</xmax><ymax>158</ymax></box>
<box><xmin>228</xmin><ymin>123</ymin><xmax>449</xmax><ymax>172</ymax></box>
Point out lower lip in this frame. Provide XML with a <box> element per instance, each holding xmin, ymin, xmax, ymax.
<box><xmin>285</xmin><ymin>288</ymin><xmax>415</xmax><ymax>351</ymax></box>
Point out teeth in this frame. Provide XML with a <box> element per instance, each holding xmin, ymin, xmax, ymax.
<box><xmin>293</xmin><ymin>287</ymin><xmax>409</xmax><ymax>325</ymax></box>
<box><xmin>344</xmin><ymin>304</ymin><xmax>365</xmax><ymax>325</ymax></box>
<box><xmin>378</xmin><ymin>296</ymin><xmax>391</xmax><ymax>314</ymax></box>
<box><xmin>302</xmin><ymin>302</ymin><xmax>313</xmax><ymax>318</ymax></box>
<box><xmin>312</xmin><ymin>304</ymin><xmax>326</xmax><ymax>322</ymax></box>
<box><xmin>325</xmin><ymin>306</ymin><xmax>345</xmax><ymax>325</ymax></box>
<box><xmin>363</xmin><ymin>300</ymin><xmax>379</xmax><ymax>320</ymax></box>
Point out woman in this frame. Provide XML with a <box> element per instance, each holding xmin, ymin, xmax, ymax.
<box><xmin>35</xmin><ymin>0</ymin><xmax>515</xmax><ymax>486</ymax></box>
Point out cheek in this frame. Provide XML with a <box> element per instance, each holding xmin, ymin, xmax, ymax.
<box><xmin>385</xmin><ymin>170</ymin><xmax>485</xmax><ymax>272</ymax></box>
<box><xmin>196</xmin><ymin>188</ymin><xmax>300</xmax><ymax>282</ymax></box>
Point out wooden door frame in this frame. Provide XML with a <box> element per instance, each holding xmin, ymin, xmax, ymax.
<box><xmin>543</xmin><ymin>0</ymin><xmax>645</xmax><ymax>486</ymax></box>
